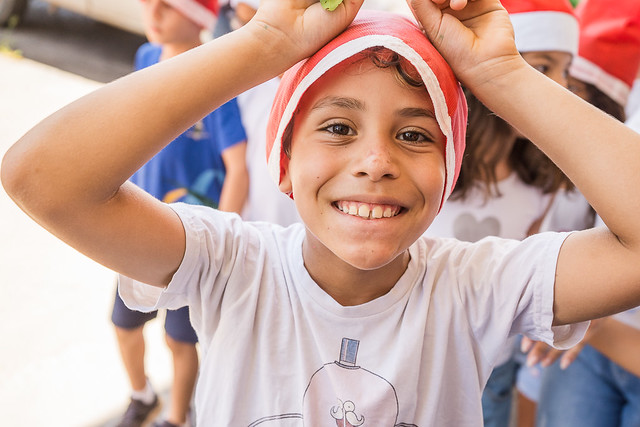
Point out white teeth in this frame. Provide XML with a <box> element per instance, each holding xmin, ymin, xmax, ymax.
<box><xmin>338</xmin><ymin>202</ymin><xmax>399</xmax><ymax>220</ymax></box>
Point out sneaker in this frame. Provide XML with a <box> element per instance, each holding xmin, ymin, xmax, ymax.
<box><xmin>116</xmin><ymin>395</ymin><xmax>161</xmax><ymax>427</ymax></box>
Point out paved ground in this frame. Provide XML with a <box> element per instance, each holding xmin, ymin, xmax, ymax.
<box><xmin>0</xmin><ymin>53</ymin><xmax>173</xmax><ymax>427</ymax></box>
<box><xmin>0</xmin><ymin>0</ymin><xmax>145</xmax><ymax>83</ymax></box>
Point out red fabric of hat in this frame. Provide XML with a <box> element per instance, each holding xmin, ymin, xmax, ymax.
<box><xmin>198</xmin><ymin>0</ymin><xmax>219</xmax><ymax>15</ymax></box>
<box><xmin>266</xmin><ymin>11</ymin><xmax>467</xmax><ymax>210</ymax></box>
<box><xmin>570</xmin><ymin>0</ymin><xmax>640</xmax><ymax>106</ymax></box>
<box><xmin>163</xmin><ymin>0</ymin><xmax>219</xmax><ymax>28</ymax></box>
<box><xmin>501</xmin><ymin>0</ymin><xmax>578</xmax><ymax>55</ymax></box>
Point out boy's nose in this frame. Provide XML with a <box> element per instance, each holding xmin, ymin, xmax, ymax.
<box><xmin>352</xmin><ymin>137</ymin><xmax>400</xmax><ymax>181</ymax></box>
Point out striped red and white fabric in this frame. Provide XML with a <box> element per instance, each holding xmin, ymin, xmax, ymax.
<box><xmin>501</xmin><ymin>0</ymin><xmax>579</xmax><ymax>55</ymax></box>
<box><xmin>265</xmin><ymin>11</ymin><xmax>467</xmax><ymax>210</ymax></box>
<box><xmin>570</xmin><ymin>0</ymin><xmax>640</xmax><ymax>106</ymax></box>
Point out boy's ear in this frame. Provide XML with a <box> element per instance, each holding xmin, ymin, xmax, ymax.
<box><xmin>278</xmin><ymin>167</ymin><xmax>293</xmax><ymax>195</ymax></box>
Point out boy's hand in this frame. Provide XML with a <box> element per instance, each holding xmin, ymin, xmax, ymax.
<box><xmin>247</xmin><ymin>0</ymin><xmax>364</xmax><ymax>66</ymax></box>
<box><xmin>407</xmin><ymin>0</ymin><xmax>524</xmax><ymax>89</ymax></box>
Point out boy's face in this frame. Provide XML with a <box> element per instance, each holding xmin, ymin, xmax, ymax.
<box><xmin>281</xmin><ymin>59</ymin><xmax>446</xmax><ymax>272</ymax></box>
<box><xmin>141</xmin><ymin>0</ymin><xmax>201</xmax><ymax>45</ymax></box>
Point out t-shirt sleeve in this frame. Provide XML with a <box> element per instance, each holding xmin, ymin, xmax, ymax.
<box><xmin>212</xmin><ymin>97</ymin><xmax>247</xmax><ymax>153</ymax></box>
<box><xmin>118</xmin><ymin>203</ymin><xmax>256</xmax><ymax>316</ymax></box>
<box><xmin>446</xmin><ymin>232</ymin><xmax>589</xmax><ymax>358</ymax></box>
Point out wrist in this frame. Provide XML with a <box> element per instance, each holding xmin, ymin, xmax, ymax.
<box><xmin>240</xmin><ymin>19</ymin><xmax>304</xmax><ymax>76</ymax></box>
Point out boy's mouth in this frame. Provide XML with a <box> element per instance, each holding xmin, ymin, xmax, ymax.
<box><xmin>334</xmin><ymin>201</ymin><xmax>402</xmax><ymax>220</ymax></box>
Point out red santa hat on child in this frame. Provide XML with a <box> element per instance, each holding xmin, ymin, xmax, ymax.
<box><xmin>266</xmin><ymin>11</ymin><xmax>467</xmax><ymax>209</ymax></box>
<box><xmin>501</xmin><ymin>0</ymin><xmax>579</xmax><ymax>55</ymax></box>
<box><xmin>163</xmin><ymin>0</ymin><xmax>219</xmax><ymax>29</ymax></box>
<box><xmin>570</xmin><ymin>0</ymin><xmax>640</xmax><ymax>106</ymax></box>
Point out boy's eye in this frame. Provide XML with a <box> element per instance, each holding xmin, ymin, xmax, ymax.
<box><xmin>324</xmin><ymin>123</ymin><xmax>353</xmax><ymax>136</ymax></box>
<box><xmin>397</xmin><ymin>130</ymin><xmax>430</xmax><ymax>144</ymax></box>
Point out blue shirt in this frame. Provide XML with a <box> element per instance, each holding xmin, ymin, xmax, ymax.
<box><xmin>130</xmin><ymin>43</ymin><xmax>247</xmax><ymax>207</ymax></box>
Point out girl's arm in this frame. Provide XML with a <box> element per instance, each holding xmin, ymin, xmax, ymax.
<box><xmin>0</xmin><ymin>0</ymin><xmax>364</xmax><ymax>287</ymax></box>
<box><xmin>218</xmin><ymin>142</ymin><xmax>249</xmax><ymax>214</ymax></box>
<box><xmin>410</xmin><ymin>0</ymin><xmax>640</xmax><ymax>324</ymax></box>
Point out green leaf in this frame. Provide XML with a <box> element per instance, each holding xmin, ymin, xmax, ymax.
<box><xmin>321</xmin><ymin>0</ymin><xmax>343</xmax><ymax>11</ymax></box>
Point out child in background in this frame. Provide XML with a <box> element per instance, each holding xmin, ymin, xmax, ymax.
<box><xmin>536</xmin><ymin>0</ymin><xmax>640</xmax><ymax>425</ymax></box>
<box><xmin>5</xmin><ymin>0</ymin><xmax>640</xmax><ymax>425</ymax></box>
<box><xmin>424</xmin><ymin>0</ymin><xmax>591</xmax><ymax>425</ymax></box>
<box><xmin>625</xmin><ymin>70</ymin><xmax>640</xmax><ymax>120</ymax></box>
<box><xmin>110</xmin><ymin>1</ymin><xmax>247</xmax><ymax>426</ymax></box>
<box><xmin>222</xmin><ymin>0</ymin><xmax>301</xmax><ymax>226</ymax></box>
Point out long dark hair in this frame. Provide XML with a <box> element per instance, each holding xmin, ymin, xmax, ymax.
<box><xmin>452</xmin><ymin>88</ymin><xmax>575</xmax><ymax>201</ymax></box>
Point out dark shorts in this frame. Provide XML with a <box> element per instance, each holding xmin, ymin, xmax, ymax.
<box><xmin>111</xmin><ymin>288</ymin><xmax>198</xmax><ymax>344</ymax></box>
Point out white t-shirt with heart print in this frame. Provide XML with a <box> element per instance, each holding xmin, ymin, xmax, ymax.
<box><xmin>425</xmin><ymin>173</ymin><xmax>594</xmax><ymax>366</ymax></box>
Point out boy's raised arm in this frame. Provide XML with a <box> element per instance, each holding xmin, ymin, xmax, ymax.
<box><xmin>411</xmin><ymin>0</ymin><xmax>640</xmax><ymax>324</ymax></box>
<box><xmin>0</xmin><ymin>0</ymin><xmax>364</xmax><ymax>287</ymax></box>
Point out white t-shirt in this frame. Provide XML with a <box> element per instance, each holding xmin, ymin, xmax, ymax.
<box><xmin>237</xmin><ymin>79</ymin><xmax>300</xmax><ymax>226</ymax></box>
<box><xmin>426</xmin><ymin>173</ymin><xmax>553</xmax><ymax>242</ymax></box>
<box><xmin>424</xmin><ymin>176</ymin><xmax>542</xmax><ymax>367</ymax></box>
<box><xmin>626</xmin><ymin>78</ymin><xmax>640</xmax><ymax>119</ymax></box>
<box><xmin>120</xmin><ymin>204</ymin><xmax>587</xmax><ymax>426</ymax></box>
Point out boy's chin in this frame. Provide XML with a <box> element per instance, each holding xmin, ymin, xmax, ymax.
<box><xmin>337</xmin><ymin>248</ymin><xmax>408</xmax><ymax>272</ymax></box>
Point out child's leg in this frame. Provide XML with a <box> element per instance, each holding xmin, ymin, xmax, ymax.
<box><xmin>515</xmin><ymin>349</ymin><xmax>544</xmax><ymax>427</ymax></box>
<box><xmin>112</xmin><ymin>289</ymin><xmax>158</xmax><ymax>393</ymax></box>
<box><xmin>482</xmin><ymin>355</ymin><xmax>519</xmax><ymax>427</ymax></box>
<box><xmin>536</xmin><ymin>345</ymin><xmax>624</xmax><ymax>426</ymax></box>
<box><xmin>114</xmin><ymin>325</ymin><xmax>148</xmax><ymax>392</ymax></box>
<box><xmin>163</xmin><ymin>307</ymin><xmax>199</xmax><ymax>426</ymax></box>
<box><xmin>614</xmin><ymin>360</ymin><xmax>640</xmax><ymax>427</ymax></box>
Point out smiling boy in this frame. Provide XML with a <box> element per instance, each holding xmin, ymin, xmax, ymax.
<box><xmin>4</xmin><ymin>0</ymin><xmax>640</xmax><ymax>425</ymax></box>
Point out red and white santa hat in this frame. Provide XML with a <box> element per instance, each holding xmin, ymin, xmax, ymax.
<box><xmin>163</xmin><ymin>0</ymin><xmax>219</xmax><ymax>29</ymax></box>
<box><xmin>501</xmin><ymin>0</ymin><xmax>579</xmax><ymax>55</ymax></box>
<box><xmin>266</xmin><ymin>11</ymin><xmax>467</xmax><ymax>209</ymax></box>
<box><xmin>570</xmin><ymin>0</ymin><xmax>640</xmax><ymax>106</ymax></box>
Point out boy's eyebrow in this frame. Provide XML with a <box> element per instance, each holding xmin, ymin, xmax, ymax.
<box><xmin>310</xmin><ymin>97</ymin><xmax>436</xmax><ymax>120</ymax></box>
<box><xmin>397</xmin><ymin>107</ymin><xmax>436</xmax><ymax>119</ymax></box>
<box><xmin>311</xmin><ymin>96</ymin><xmax>365</xmax><ymax>111</ymax></box>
